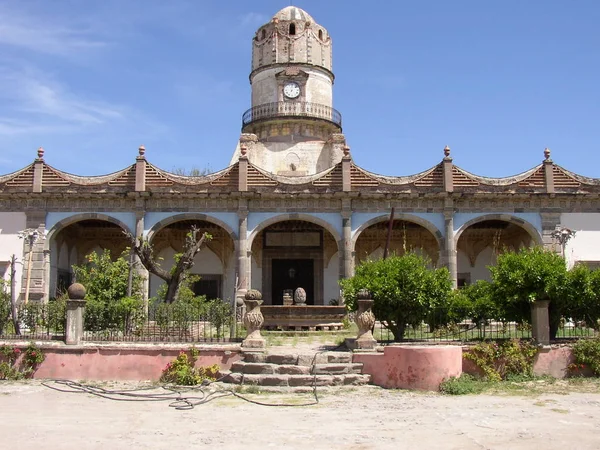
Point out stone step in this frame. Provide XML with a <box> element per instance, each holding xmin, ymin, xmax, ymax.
<box><xmin>243</xmin><ymin>351</ymin><xmax>352</xmax><ymax>366</ymax></box>
<box><xmin>312</xmin><ymin>363</ymin><xmax>364</xmax><ymax>375</ymax></box>
<box><xmin>230</xmin><ymin>361</ymin><xmax>311</xmax><ymax>376</ymax></box>
<box><xmin>220</xmin><ymin>371</ymin><xmax>370</xmax><ymax>387</ymax></box>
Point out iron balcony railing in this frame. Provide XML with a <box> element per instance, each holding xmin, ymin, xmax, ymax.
<box><xmin>242</xmin><ymin>101</ymin><xmax>342</xmax><ymax>128</ymax></box>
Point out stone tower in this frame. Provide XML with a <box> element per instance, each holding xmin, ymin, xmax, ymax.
<box><xmin>231</xmin><ymin>6</ymin><xmax>347</xmax><ymax>176</ymax></box>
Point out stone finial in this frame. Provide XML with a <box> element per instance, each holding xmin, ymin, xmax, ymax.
<box><xmin>544</xmin><ymin>147</ymin><xmax>551</xmax><ymax>161</ymax></box>
<box><xmin>138</xmin><ymin>145</ymin><xmax>146</xmax><ymax>156</ymax></box>
<box><xmin>343</xmin><ymin>145</ymin><xmax>350</xmax><ymax>157</ymax></box>
<box><xmin>37</xmin><ymin>147</ymin><xmax>45</xmax><ymax>159</ymax></box>
<box><xmin>357</xmin><ymin>289</ymin><xmax>371</xmax><ymax>300</ymax></box>
<box><xmin>245</xmin><ymin>289</ymin><xmax>262</xmax><ymax>300</ymax></box>
<box><xmin>443</xmin><ymin>145</ymin><xmax>451</xmax><ymax>158</ymax></box>
<box><xmin>67</xmin><ymin>282</ymin><xmax>86</xmax><ymax>300</ymax></box>
<box><xmin>240</xmin><ymin>144</ymin><xmax>248</xmax><ymax>157</ymax></box>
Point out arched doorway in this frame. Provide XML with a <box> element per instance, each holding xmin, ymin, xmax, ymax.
<box><xmin>250</xmin><ymin>220</ymin><xmax>340</xmax><ymax>305</ymax></box>
<box><xmin>456</xmin><ymin>218</ymin><xmax>541</xmax><ymax>286</ymax></box>
<box><xmin>354</xmin><ymin>219</ymin><xmax>442</xmax><ymax>266</ymax></box>
<box><xmin>148</xmin><ymin>219</ymin><xmax>235</xmax><ymax>301</ymax></box>
<box><xmin>48</xmin><ymin>218</ymin><xmax>130</xmax><ymax>298</ymax></box>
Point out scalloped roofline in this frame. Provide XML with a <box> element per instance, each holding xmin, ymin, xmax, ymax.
<box><xmin>453</xmin><ymin>164</ymin><xmax>543</xmax><ymax>186</ymax></box>
<box><xmin>0</xmin><ymin>163</ymin><xmax>34</xmax><ymax>184</ymax></box>
<box><xmin>351</xmin><ymin>163</ymin><xmax>440</xmax><ymax>185</ymax></box>
<box><xmin>248</xmin><ymin>161</ymin><xmax>339</xmax><ymax>185</ymax></box>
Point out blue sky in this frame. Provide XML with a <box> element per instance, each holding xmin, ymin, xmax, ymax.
<box><xmin>0</xmin><ymin>0</ymin><xmax>598</xmax><ymax>178</ymax></box>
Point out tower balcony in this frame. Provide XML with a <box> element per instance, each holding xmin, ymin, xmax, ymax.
<box><xmin>242</xmin><ymin>101</ymin><xmax>342</xmax><ymax>130</ymax></box>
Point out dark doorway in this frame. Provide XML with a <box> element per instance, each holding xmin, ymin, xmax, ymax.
<box><xmin>271</xmin><ymin>259</ymin><xmax>314</xmax><ymax>305</ymax></box>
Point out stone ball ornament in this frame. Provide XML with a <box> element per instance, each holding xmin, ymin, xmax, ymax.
<box><xmin>245</xmin><ymin>289</ymin><xmax>263</xmax><ymax>301</ymax></box>
<box><xmin>67</xmin><ymin>283</ymin><xmax>86</xmax><ymax>300</ymax></box>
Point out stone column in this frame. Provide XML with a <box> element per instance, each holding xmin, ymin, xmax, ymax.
<box><xmin>540</xmin><ymin>212</ymin><xmax>561</xmax><ymax>252</ymax></box>
<box><xmin>242</xmin><ymin>289</ymin><xmax>265</xmax><ymax>350</ymax></box>
<box><xmin>444</xmin><ymin>210</ymin><xmax>457</xmax><ymax>288</ymax></box>
<box><xmin>65</xmin><ymin>283</ymin><xmax>86</xmax><ymax>345</ymax></box>
<box><xmin>355</xmin><ymin>290</ymin><xmax>377</xmax><ymax>350</ymax></box>
<box><xmin>531</xmin><ymin>300</ymin><xmax>550</xmax><ymax>346</ymax></box>
<box><xmin>237</xmin><ymin>210</ymin><xmax>249</xmax><ymax>296</ymax></box>
<box><xmin>342</xmin><ymin>211</ymin><xmax>353</xmax><ymax>277</ymax></box>
<box><xmin>134</xmin><ymin>211</ymin><xmax>149</xmax><ymax>308</ymax></box>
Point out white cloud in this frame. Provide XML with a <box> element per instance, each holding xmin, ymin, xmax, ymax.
<box><xmin>0</xmin><ymin>69</ymin><xmax>123</xmax><ymax>128</ymax></box>
<box><xmin>0</xmin><ymin>4</ymin><xmax>106</xmax><ymax>57</ymax></box>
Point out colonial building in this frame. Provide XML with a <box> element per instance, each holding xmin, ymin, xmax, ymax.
<box><xmin>1</xmin><ymin>6</ymin><xmax>599</xmax><ymax>305</ymax></box>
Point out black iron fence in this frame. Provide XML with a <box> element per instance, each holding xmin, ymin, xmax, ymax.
<box><xmin>0</xmin><ymin>301</ymin><xmax>66</xmax><ymax>341</ymax></box>
<box><xmin>82</xmin><ymin>300</ymin><xmax>243</xmax><ymax>343</ymax></box>
<box><xmin>373</xmin><ymin>311</ymin><xmax>599</xmax><ymax>344</ymax></box>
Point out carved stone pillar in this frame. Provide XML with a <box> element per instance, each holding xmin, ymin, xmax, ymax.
<box><xmin>540</xmin><ymin>212</ymin><xmax>561</xmax><ymax>252</ymax></box>
<box><xmin>443</xmin><ymin>210</ymin><xmax>457</xmax><ymax>288</ymax></box>
<box><xmin>134</xmin><ymin>211</ymin><xmax>149</xmax><ymax>308</ymax></box>
<box><xmin>242</xmin><ymin>289</ymin><xmax>265</xmax><ymax>350</ymax></box>
<box><xmin>531</xmin><ymin>299</ymin><xmax>550</xmax><ymax>346</ymax></box>
<box><xmin>236</xmin><ymin>210</ymin><xmax>249</xmax><ymax>301</ymax></box>
<box><xmin>65</xmin><ymin>283</ymin><xmax>86</xmax><ymax>345</ymax></box>
<box><xmin>355</xmin><ymin>289</ymin><xmax>377</xmax><ymax>350</ymax></box>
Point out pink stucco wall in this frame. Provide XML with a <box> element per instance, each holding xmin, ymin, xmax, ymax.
<box><xmin>356</xmin><ymin>344</ymin><xmax>587</xmax><ymax>391</ymax></box>
<box><xmin>1</xmin><ymin>342</ymin><xmax>241</xmax><ymax>381</ymax></box>
<box><xmin>354</xmin><ymin>345</ymin><xmax>463</xmax><ymax>391</ymax></box>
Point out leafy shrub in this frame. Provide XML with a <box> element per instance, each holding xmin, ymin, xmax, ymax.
<box><xmin>0</xmin><ymin>343</ymin><xmax>45</xmax><ymax>380</ymax></box>
<box><xmin>160</xmin><ymin>348</ymin><xmax>219</xmax><ymax>385</ymax></box>
<box><xmin>73</xmin><ymin>250</ymin><xmax>145</xmax><ymax>333</ymax></box>
<box><xmin>571</xmin><ymin>337</ymin><xmax>600</xmax><ymax>376</ymax></box>
<box><xmin>439</xmin><ymin>374</ymin><xmax>487</xmax><ymax>395</ymax></box>
<box><xmin>465</xmin><ymin>339</ymin><xmax>538</xmax><ymax>382</ymax></box>
<box><xmin>340</xmin><ymin>253</ymin><xmax>453</xmax><ymax>340</ymax></box>
<box><xmin>490</xmin><ymin>247</ymin><xmax>567</xmax><ymax>338</ymax></box>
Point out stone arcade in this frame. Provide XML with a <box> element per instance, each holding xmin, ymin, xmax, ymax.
<box><xmin>1</xmin><ymin>6</ymin><xmax>600</xmax><ymax>311</ymax></box>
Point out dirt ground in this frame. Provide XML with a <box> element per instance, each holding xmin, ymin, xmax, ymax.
<box><xmin>1</xmin><ymin>380</ymin><xmax>599</xmax><ymax>450</ymax></box>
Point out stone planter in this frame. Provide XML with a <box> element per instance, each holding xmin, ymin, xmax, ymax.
<box><xmin>355</xmin><ymin>289</ymin><xmax>377</xmax><ymax>350</ymax></box>
<box><xmin>242</xmin><ymin>289</ymin><xmax>265</xmax><ymax>350</ymax></box>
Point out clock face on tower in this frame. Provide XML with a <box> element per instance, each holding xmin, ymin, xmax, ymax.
<box><xmin>283</xmin><ymin>82</ymin><xmax>301</xmax><ymax>99</ymax></box>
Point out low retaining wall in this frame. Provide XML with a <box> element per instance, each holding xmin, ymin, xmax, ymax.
<box><xmin>1</xmin><ymin>341</ymin><xmax>242</xmax><ymax>381</ymax></box>
<box><xmin>356</xmin><ymin>344</ymin><xmax>586</xmax><ymax>391</ymax></box>
<box><xmin>354</xmin><ymin>345</ymin><xmax>463</xmax><ymax>391</ymax></box>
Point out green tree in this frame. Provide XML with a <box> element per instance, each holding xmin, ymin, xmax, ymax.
<box><xmin>489</xmin><ymin>247</ymin><xmax>567</xmax><ymax>338</ymax></box>
<box><xmin>564</xmin><ymin>264</ymin><xmax>600</xmax><ymax>330</ymax></box>
<box><xmin>72</xmin><ymin>250</ymin><xmax>144</xmax><ymax>331</ymax></box>
<box><xmin>340</xmin><ymin>253</ymin><xmax>453</xmax><ymax>340</ymax></box>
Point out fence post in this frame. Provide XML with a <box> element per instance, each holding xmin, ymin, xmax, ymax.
<box><xmin>65</xmin><ymin>283</ymin><xmax>86</xmax><ymax>345</ymax></box>
<box><xmin>242</xmin><ymin>289</ymin><xmax>265</xmax><ymax>350</ymax></box>
<box><xmin>531</xmin><ymin>299</ymin><xmax>550</xmax><ymax>346</ymax></box>
<box><xmin>355</xmin><ymin>289</ymin><xmax>377</xmax><ymax>350</ymax></box>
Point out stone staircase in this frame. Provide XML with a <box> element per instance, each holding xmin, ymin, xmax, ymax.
<box><xmin>220</xmin><ymin>350</ymin><xmax>371</xmax><ymax>388</ymax></box>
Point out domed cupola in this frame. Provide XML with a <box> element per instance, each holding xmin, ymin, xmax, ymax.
<box><xmin>233</xmin><ymin>6</ymin><xmax>347</xmax><ymax>177</ymax></box>
<box><xmin>252</xmin><ymin>6</ymin><xmax>332</xmax><ymax>73</ymax></box>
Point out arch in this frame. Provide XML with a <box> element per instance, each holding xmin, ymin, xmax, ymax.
<box><xmin>454</xmin><ymin>214</ymin><xmax>543</xmax><ymax>247</ymax></box>
<box><xmin>289</xmin><ymin>23</ymin><xmax>296</xmax><ymax>35</ymax></box>
<box><xmin>147</xmin><ymin>213</ymin><xmax>237</xmax><ymax>246</ymax></box>
<box><xmin>248</xmin><ymin>213</ymin><xmax>342</xmax><ymax>252</ymax></box>
<box><xmin>318</xmin><ymin>29</ymin><xmax>323</xmax><ymax>40</ymax></box>
<box><xmin>45</xmin><ymin>213</ymin><xmax>131</xmax><ymax>251</ymax></box>
<box><xmin>352</xmin><ymin>213</ymin><xmax>443</xmax><ymax>251</ymax></box>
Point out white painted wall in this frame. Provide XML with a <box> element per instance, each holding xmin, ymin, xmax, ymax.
<box><xmin>457</xmin><ymin>247</ymin><xmax>495</xmax><ymax>285</ymax></box>
<box><xmin>561</xmin><ymin>213</ymin><xmax>600</xmax><ymax>268</ymax></box>
<box><xmin>324</xmin><ymin>252</ymin><xmax>340</xmax><ymax>305</ymax></box>
<box><xmin>0</xmin><ymin>212</ymin><xmax>26</xmax><ymax>297</ymax></box>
